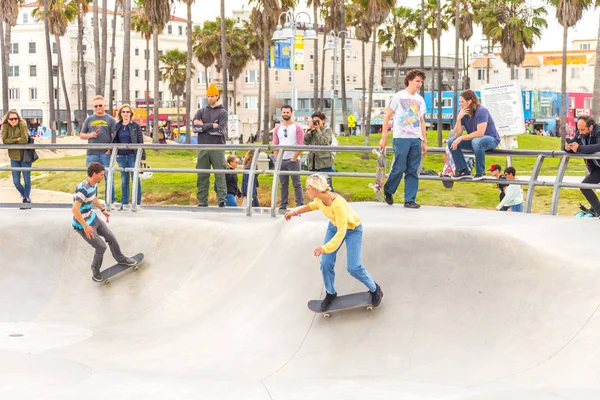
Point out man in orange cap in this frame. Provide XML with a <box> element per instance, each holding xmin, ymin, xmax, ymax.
<box><xmin>192</xmin><ymin>83</ymin><xmax>228</xmax><ymax>207</ymax></box>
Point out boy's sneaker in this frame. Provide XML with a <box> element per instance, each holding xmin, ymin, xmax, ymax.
<box><xmin>384</xmin><ymin>191</ymin><xmax>394</xmax><ymax>205</ymax></box>
<box><xmin>404</xmin><ymin>202</ymin><xmax>421</xmax><ymax>209</ymax></box>
<box><xmin>453</xmin><ymin>169</ymin><xmax>472</xmax><ymax>179</ymax></box>
<box><xmin>91</xmin><ymin>267</ymin><xmax>104</xmax><ymax>282</ymax></box>
<box><xmin>472</xmin><ymin>174</ymin><xmax>485</xmax><ymax>181</ymax></box>
<box><xmin>320</xmin><ymin>292</ymin><xmax>337</xmax><ymax>311</ymax></box>
<box><xmin>370</xmin><ymin>283</ymin><xmax>383</xmax><ymax>307</ymax></box>
<box><xmin>121</xmin><ymin>257</ymin><xmax>137</xmax><ymax>266</ymax></box>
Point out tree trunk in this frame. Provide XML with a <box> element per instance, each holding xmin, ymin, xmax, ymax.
<box><xmin>394</xmin><ymin>62</ymin><xmax>399</xmax><ymax>91</ymax></box>
<box><xmin>463</xmin><ymin>39</ymin><xmax>468</xmax><ymax>89</ymax></box>
<box><xmin>0</xmin><ymin>19</ymin><xmax>9</xmax><ymax>112</ymax></box>
<box><xmin>56</xmin><ymin>36</ymin><xmax>73</xmax><ymax>135</ymax></box>
<box><xmin>220</xmin><ymin>0</ymin><xmax>228</xmax><ymax>112</ymax></box>
<box><xmin>101</xmin><ymin>0</ymin><xmax>108</xmax><ymax>95</ymax></box>
<box><xmin>122</xmin><ymin>0</ymin><xmax>131</xmax><ymax>104</ymax></box>
<box><xmin>312</xmin><ymin>1</ymin><xmax>319</xmax><ymax>112</ymax></box>
<box><xmin>436</xmin><ymin>0</ymin><xmax>442</xmax><ymax>148</ymax></box>
<box><xmin>176</xmin><ymin>94</ymin><xmax>181</xmax><ymax>139</ymax></box>
<box><xmin>340</xmin><ymin>2</ymin><xmax>348</xmax><ymax>136</ymax></box>
<box><xmin>364</xmin><ymin>30</ymin><xmax>377</xmax><ymax>153</ymax></box>
<box><xmin>320</xmin><ymin>29</ymin><xmax>326</xmax><ymax>111</ymax></box>
<box><xmin>430</xmin><ymin>36</ymin><xmax>435</xmax><ymax>132</ymax></box>
<box><xmin>361</xmin><ymin>40</ymin><xmax>366</xmax><ymax>139</ymax></box>
<box><xmin>185</xmin><ymin>1</ymin><xmax>193</xmax><ymax>144</ymax></box>
<box><xmin>205</xmin><ymin>66</ymin><xmax>209</xmax><ymax>91</ymax></box>
<box><xmin>233</xmin><ymin>76</ymin><xmax>237</xmax><ymax>114</ymax></box>
<box><xmin>257</xmin><ymin>59</ymin><xmax>262</xmax><ymax>140</ymax></box>
<box><xmin>79</xmin><ymin>11</ymin><xmax>87</xmax><ymax>120</ymax></box>
<box><xmin>152</xmin><ymin>25</ymin><xmax>159</xmax><ymax>143</ymax></box>
<box><xmin>560</xmin><ymin>23</ymin><xmax>568</xmax><ymax>149</ymax></box>
<box><xmin>108</xmin><ymin>0</ymin><xmax>118</xmax><ymax>115</ymax></box>
<box><xmin>419</xmin><ymin>0</ymin><xmax>425</xmax><ymax>98</ymax></box>
<box><xmin>593</xmin><ymin>14</ymin><xmax>600</xmax><ymax>119</ymax></box>
<box><xmin>77</xmin><ymin>41</ymin><xmax>81</xmax><ymax>132</ymax></box>
<box><xmin>262</xmin><ymin>32</ymin><xmax>270</xmax><ymax>144</ymax></box>
<box><xmin>453</xmin><ymin>0</ymin><xmax>460</xmax><ymax>130</ymax></box>
<box><xmin>486</xmin><ymin>38</ymin><xmax>490</xmax><ymax>84</ymax></box>
<box><xmin>145</xmin><ymin>38</ymin><xmax>150</xmax><ymax>135</ymax></box>
<box><xmin>44</xmin><ymin>0</ymin><xmax>56</xmax><ymax>142</ymax></box>
<box><xmin>93</xmin><ymin>0</ymin><xmax>101</xmax><ymax>96</ymax></box>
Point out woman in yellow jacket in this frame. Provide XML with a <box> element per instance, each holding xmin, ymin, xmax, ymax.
<box><xmin>1</xmin><ymin>111</ymin><xmax>31</xmax><ymax>203</ymax></box>
<box><xmin>284</xmin><ymin>174</ymin><xmax>383</xmax><ymax>311</ymax></box>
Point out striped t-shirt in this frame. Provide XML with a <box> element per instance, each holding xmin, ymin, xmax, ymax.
<box><xmin>72</xmin><ymin>179</ymin><xmax>98</xmax><ymax>230</ymax></box>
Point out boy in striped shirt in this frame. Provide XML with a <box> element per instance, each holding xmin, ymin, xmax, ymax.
<box><xmin>72</xmin><ymin>162</ymin><xmax>137</xmax><ymax>282</ymax></box>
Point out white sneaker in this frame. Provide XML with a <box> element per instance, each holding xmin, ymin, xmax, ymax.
<box><xmin>122</xmin><ymin>204</ymin><xmax>131</xmax><ymax>211</ymax></box>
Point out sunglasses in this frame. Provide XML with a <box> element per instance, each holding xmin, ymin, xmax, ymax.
<box><xmin>121</xmin><ymin>110</ymin><xmax>132</xmax><ymax>114</ymax></box>
<box><xmin>283</xmin><ymin>127</ymin><xmax>288</xmax><ymax>138</ymax></box>
<box><xmin>93</xmin><ymin>104</ymin><xmax>104</xmax><ymax>108</ymax></box>
<box><xmin>8</xmin><ymin>117</ymin><xmax>18</xmax><ymax>121</ymax></box>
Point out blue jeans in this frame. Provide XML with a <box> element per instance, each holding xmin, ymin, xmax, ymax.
<box><xmin>116</xmin><ymin>154</ymin><xmax>142</xmax><ymax>205</ymax></box>
<box><xmin>447</xmin><ymin>136</ymin><xmax>498</xmax><ymax>175</ymax></box>
<box><xmin>10</xmin><ymin>160</ymin><xmax>32</xmax><ymax>200</ymax></box>
<box><xmin>86</xmin><ymin>153</ymin><xmax>115</xmax><ymax>203</ymax></box>
<box><xmin>311</xmin><ymin>167</ymin><xmax>335</xmax><ymax>192</ymax></box>
<box><xmin>384</xmin><ymin>138</ymin><xmax>422</xmax><ymax>203</ymax></box>
<box><xmin>320</xmin><ymin>223</ymin><xmax>376</xmax><ymax>294</ymax></box>
<box><xmin>509</xmin><ymin>203</ymin><xmax>523</xmax><ymax>212</ymax></box>
<box><xmin>225</xmin><ymin>194</ymin><xmax>238</xmax><ymax>206</ymax></box>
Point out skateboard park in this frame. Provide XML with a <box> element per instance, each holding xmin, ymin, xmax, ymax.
<box><xmin>1</xmin><ymin>203</ymin><xmax>599</xmax><ymax>399</ymax></box>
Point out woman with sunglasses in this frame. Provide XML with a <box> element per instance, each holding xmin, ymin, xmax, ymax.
<box><xmin>1</xmin><ymin>110</ymin><xmax>32</xmax><ymax>204</ymax></box>
<box><xmin>304</xmin><ymin>111</ymin><xmax>335</xmax><ymax>191</ymax></box>
<box><xmin>112</xmin><ymin>104</ymin><xmax>146</xmax><ymax>210</ymax></box>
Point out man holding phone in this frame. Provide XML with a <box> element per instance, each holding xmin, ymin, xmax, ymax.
<box><xmin>304</xmin><ymin>111</ymin><xmax>335</xmax><ymax>191</ymax></box>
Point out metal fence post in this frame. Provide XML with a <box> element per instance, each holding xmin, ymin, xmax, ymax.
<box><xmin>131</xmin><ymin>147</ymin><xmax>144</xmax><ymax>212</ymax></box>
<box><xmin>549</xmin><ymin>155</ymin><xmax>569</xmax><ymax>216</ymax></box>
<box><xmin>106</xmin><ymin>146</ymin><xmax>118</xmax><ymax>209</ymax></box>
<box><xmin>270</xmin><ymin>150</ymin><xmax>286</xmax><ymax>218</ymax></box>
<box><xmin>524</xmin><ymin>154</ymin><xmax>545</xmax><ymax>213</ymax></box>
<box><xmin>245</xmin><ymin>148</ymin><xmax>261</xmax><ymax>217</ymax></box>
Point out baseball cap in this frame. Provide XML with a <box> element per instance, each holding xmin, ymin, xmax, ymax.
<box><xmin>488</xmin><ymin>164</ymin><xmax>501</xmax><ymax>172</ymax></box>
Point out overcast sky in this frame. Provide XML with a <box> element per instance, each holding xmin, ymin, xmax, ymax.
<box><xmin>166</xmin><ymin>0</ymin><xmax>600</xmax><ymax>55</ymax></box>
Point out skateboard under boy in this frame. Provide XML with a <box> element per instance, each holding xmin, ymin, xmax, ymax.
<box><xmin>368</xmin><ymin>149</ymin><xmax>385</xmax><ymax>201</ymax></box>
<box><xmin>308</xmin><ymin>291</ymin><xmax>374</xmax><ymax>318</ymax></box>
<box><xmin>100</xmin><ymin>253</ymin><xmax>144</xmax><ymax>284</ymax></box>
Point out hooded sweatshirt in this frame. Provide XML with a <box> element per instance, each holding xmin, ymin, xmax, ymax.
<box><xmin>192</xmin><ymin>104</ymin><xmax>228</xmax><ymax>145</ymax></box>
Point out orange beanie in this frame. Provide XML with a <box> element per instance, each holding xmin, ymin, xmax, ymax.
<box><xmin>206</xmin><ymin>83</ymin><xmax>219</xmax><ymax>96</ymax></box>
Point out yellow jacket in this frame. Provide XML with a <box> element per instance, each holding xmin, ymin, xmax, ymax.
<box><xmin>308</xmin><ymin>195</ymin><xmax>361</xmax><ymax>253</ymax></box>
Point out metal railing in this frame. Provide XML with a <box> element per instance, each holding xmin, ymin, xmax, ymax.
<box><xmin>1</xmin><ymin>142</ymin><xmax>599</xmax><ymax>217</ymax></box>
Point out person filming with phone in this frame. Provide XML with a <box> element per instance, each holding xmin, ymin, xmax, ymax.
<box><xmin>304</xmin><ymin>111</ymin><xmax>335</xmax><ymax>191</ymax></box>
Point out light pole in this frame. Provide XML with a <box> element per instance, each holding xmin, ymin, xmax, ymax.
<box><xmin>272</xmin><ymin>11</ymin><xmax>318</xmax><ymax>112</ymax></box>
<box><xmin>324</xmin><ymin>30</ymin><xmax>352</xmax><ymax>134</ymax></box>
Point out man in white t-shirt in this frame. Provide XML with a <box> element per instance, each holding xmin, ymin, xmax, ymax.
<box><xmin>379</xmin><ymin>69</ymin><xmax>428</xmax><ymax>208</ymax></box>
<box><xmin>273</xmin><ymin>105</ymin><xmax>305</xmax><ymax>210</ymax></box>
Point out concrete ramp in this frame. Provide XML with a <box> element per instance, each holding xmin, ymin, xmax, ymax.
<box><xmin>1</xmin><ymin>205</ymin><xmax>599</xmax><ymax>399</ymax></box>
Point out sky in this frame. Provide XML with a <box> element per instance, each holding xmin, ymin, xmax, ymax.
<box><xmin>167</xmin><ymin>0</ymin><xmax>600</xmax><ymax>55</ymax></box>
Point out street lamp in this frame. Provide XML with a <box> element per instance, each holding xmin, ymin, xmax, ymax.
<box><xmin>271</xmin><ymin>11</ymin><xmax>317</xmax><ymax>112</ymax></box>
<box><xmin>471</xmin><ymin>43</ymin><xmax>496</xmax><ymax>84</ymax></box>
<box><xmin>324</xmin><ymin>30</ymin><xmax>351</xmax><ymax>134</ymax></box>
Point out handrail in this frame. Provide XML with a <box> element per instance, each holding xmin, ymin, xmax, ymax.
<box><xmin>1</xmin><ymin>142</ymin><xmax>599</xmax><ymax>216</ymax></box>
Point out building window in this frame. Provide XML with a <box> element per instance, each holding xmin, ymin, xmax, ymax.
<box><xmin>353</xmin><ymin>74</ymin><xmax>357</xmax><ymax>83</ymax></box>
<box><xmin>9</xmin><ymin>88</ymin><xmax>20</xmax><ymax>100</ymax></box>
<box><xmin>580</xmin><ymin>43</ymin><xmax>590</xmax><ymax>50</ymax></box>
<box><xmin>54</xmin><ymin>88</ymin><xmax>58</xmax><ymax>100</ymax></box>
<box><xmin>569</xmin><ymin>97</ymin><xmax>575</xmax><ymax>108</ymax></box>
<box><xmin>373</xmin><ymin>99</ymin><xmax>386</xmax><ymax>108</ymax></box>
<box><xmin>135</xmin><ymin>48</ymin><xmax>139</xmax><ymax>56</ymax></box>
<box><xmin>571</xmin><ymin>67</ymin><xmax>580</xmax><ymax>79</ymax></box>
<box><xmin>23</xmin><ymin>13</ymin><xmax>28</xmax><ymax>23</ymax></box>
<box><xmin>493</xmin><ymin>70</ymin><xmax>499</xmax><ymax>74</ymax></box>
<box><xmin>309</xmin><ymin>52</ymin><xmax>314</xmax><ymax>60</ymax></box>
<box><xmin>330</xmin><ymin>74</ymin><xmax>333</xmax><ymax>85</ymax></box>
<box><xmin>158</xmin><ymin>50</ymin><xmax>163</xmax><ymax>56</ymax></box>
<box><xmin>525</xmin><ymin>68</ymin><xmax>534</xmax><ymax>79</ymax></box>
<box><xmin>135</xmin><ymin>69</ymin><xmax>139</xmax><ymax>77</ymax></box>
<box><xmin>29</xmin><ymin>65</ymin><xmax>37</xmax><ymax>77</ymax></box>
<box><xmin>167</xmin><ymin>25</ymin><xmax>172</xmax><ymax>34</ymax></box>
<box><xmin>159</xmin><ymin>91</ymin><xmax>163</xmax><ymax>100</ymax></box>
<box><xmin>477</xmin><ymin>69</ymin><xmax>485</xmax><ymax>81</ymax></box>
<box><xmin>52</xmin><ymin>65</ymin><xmax>59</xmax><ymax>76</ymax></box>
<box><xmin>584</xmin><ymin>98</ymin><xmax>593</xmax><ymax>109</ymax></box>
<box><xmin>435</xmin><ymin>98</ymin><xmax>453</xmax><ymax>108</ymax></box>
<box><xmin>10</xmin><ymin>43</ymin><xmax>18</xmax><ymax>54</ymax></box>
<box><xmin>228</xmin><ymin>74</ymin><xmax>233</xmax><ymax>82</ymax></box>
<box><xmin>178</xmin><ymin>25</ymin><xmax>183</xmax><ymax>35</ymax></box>
<box><xmin>289</xmin><ymin>71</ymin><xmax>292</xmax><ymax>83</ymax></box>
<box><xmin>310</xmin><ymin>72</ymin><xmax>314</xmax><ymax>85</ymax></box>
<box><xmin>134</xmin><ymin>90</ymin><xmax>139</xmax><ymax>98</ymax></box>
<box><xmin>29</xmin><ymin>42</ymin><xmax>36</xmax><ymax>54</ymax></box>
<box><xmin>353</xmin><ymin>51</ymin><xmax>358</xmax><ymax>60</ymax></box>
<box><xmin>346</xmin><ymin>74</ymin><xmax>350</xmax><ymax>82</ymax></box>
<box><xmin>112</xmin><ymin>68</ymin><xmax>116</xmax><ymax>79</ymax></box>
<box><xmin>384</xmin><ymin>69</ymin><xmax>393</xmax><ymax>77</ymax></box>
<box><xmin>244</xmin><ymin>96</ymin><xmax>258</xmax><ymax>109</ymax></box>
<box><xmin>30</xmin><ymin>88</ymin><xmax>37</xmax><ymax>100</ymax></box>
<box><xmin>112</xmin><ymin>89</ymin><xmax>116</xmax><ymax>99</ymax></box>
<box><xmin>52</xmin><ymin>42</ymin><xmax>57</xmax><ymax>54</ymax></box>
<box><xmin>275</xmin><ymin>70</ymin><xmax>279</xmax><ymax>83</ymax></box>
<box><xmin>245</xmin><ymin>69</ymin><xmax>258</xmax><ymax>84</ymax></box>
<box><xmin>8</xmin><ymin>66</ymin><xmax>19</xmax><ymax>77</ymax></box>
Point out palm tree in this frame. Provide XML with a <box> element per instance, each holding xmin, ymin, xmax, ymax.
<box><xmin>547</xmin><ymin>0</ymin><xmax>593</xmax><ymax>148</ymax></box>
<box><xmin>108</xmin><ymin>0</ymin><xmax>120</xmax><ymax>114</ymax></box>
<box><xmin>143</xmin><ymin>0</ymin><xmax>173</xmax><ymax>142</ymax></box>
<box><xmin>306</xmin><ymin>0</ymin><xmax>321</xmax><ymax>112</ymax></box>
<box><xmin>122</xmin><ymin>0</ymin><xmax>131</xmax><ymax>104</ymax></box>
<box><xmin>160</xmin><ymin>49</ymin><xmax>193</xmax><ymax>139</ymax></box>
<box><xmin>220</xmin><ymin>0</ymin><xmax>228</xmax><ymax>111</ymax></box>
<box><xmin>594</xmin><ymin>8</ymin><xmax>600</xmax><ymax>119</ymax></box>
<box><xmin>33</xmin><ymin>0</ymin><xmax>78</xmax><ymax>135</ymax></box>
<box><xmin>101</xmin><ymin>0</ymin><xmax>108</xmax><ymax>93</ymax></box>
<box><xmin>419</xmin><ymin>0</ymin><xmax>425</xmax><ymax>98</ymax></box>
<box><xmin>246</xmin><ymin>16</ymin><xmax>263</xmax><ymax>139</ymax></box>
<box><xmin>321</xmin><ymin>0</ymin><xmax>341</xmax><ymax>114</ymax></box>
<box><xmin>93</xmin><ymin>0</ymin><xmax>101</xmax><ymax>95</ymax></box>
<box><xmin>74</xmin><ymin>0</ymin><xmax>91</xmax><ymax>128</ymax></box>
<box><xmin>378</xmin><ymin>6</ymin><xmax>418</xmax><ymax>91</ymax></box>
<box><xmin>131</xmin><ymin>5</ymin><xmax>154</xmax><ymax>135</ymax></box>
<box><xmin>192</xmin><ymin>23</ymin><xmax>217</xmax><ymax>92</ymax></box>
<box><xmin>449</xmin><ymin>0</ymin><xmax>476</xmax><ymax>89</ymax></box>
<box><xmin>42</xmin><ymin>0</ymin><xmax>57</xmax><ymax>142</ymax></box>
<box><xmin>183</xmin><ymin>0</ymin><xmax>195</xmax><ymax>143</ymax></box>
<box><xmin>1</xmin><ymin>0</ymin><xmax>22</xmax><ymax>112</ymax></box>
<box><xmin>339</xmin><ymin>0</ymin><xmax>349</xmax><ymax>135</ymax></box>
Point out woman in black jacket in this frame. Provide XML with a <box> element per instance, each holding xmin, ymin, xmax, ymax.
<box><xmin>113</xmin><ymin>104</ymin><xmax>146</xmax><ymax>210</ymax></box>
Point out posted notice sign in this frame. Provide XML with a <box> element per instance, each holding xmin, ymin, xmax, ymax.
<box><xmin>480</xmin><ymin>80</ymin><xmax>526</xmax><ymax>137</ymax></box>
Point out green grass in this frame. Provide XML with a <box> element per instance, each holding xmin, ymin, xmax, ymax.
<box><xmin>1</xmin><ymin>132</ymin><xmax>590</xmax><ymax>215</ymax></box>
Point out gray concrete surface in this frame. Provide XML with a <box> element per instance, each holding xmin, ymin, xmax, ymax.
<box><xmin>1</xmin><ymin>203</ymin><xmax>599</xmax><ymax>399</ymax></box>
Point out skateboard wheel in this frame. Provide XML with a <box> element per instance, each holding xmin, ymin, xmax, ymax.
<box><xmin>372</xmin><ymin>149</ymin><xmax>378</xmax><ymax>155</ymax></box>
<box><xmin>133</xmin><ymin>266</ymin><xmax>138</xmax><ymax>271</ymax></box>
<box><xmin>367</xmin><ymin>306</ymin><xmax>373</xmax><ymax>311</ymax></box>
<box><xmin>324</xmin><ymin>313</ymin><xmax>331</xmax><ymax>319</ymax></box>
<box><xmin>104</xmin><ymin>280</ymin><xmax>110</xmax><ymax>285</ymax></box>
